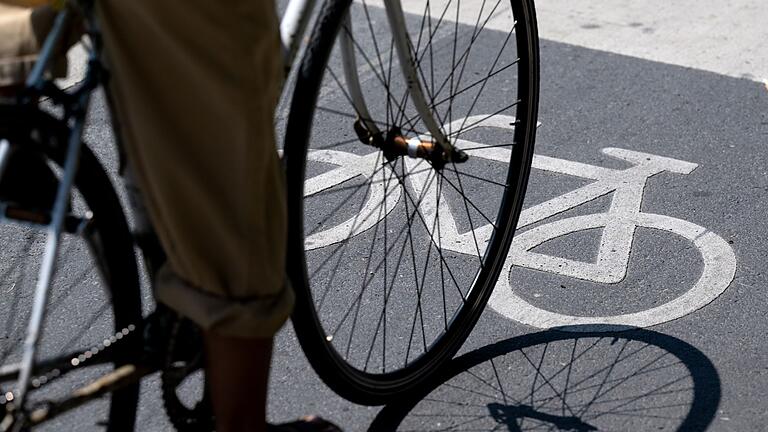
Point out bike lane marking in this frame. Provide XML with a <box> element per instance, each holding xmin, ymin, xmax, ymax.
<box><xmin>487</xmin><ymin>148</ymin><xmax>736</xmax><ymax>330</ymax></box>
<box><xmin>301</xmin><ymin>114</ymin><xmax>737</xmax><ymax>330</ymax></box>
<box><xmin>304</xmin><ymin>150</ymin><xmax>402</xmax><ymax>250</ymax></box>
<box><xmin>510</xmin><ymin>148</ymin><xmax>699</xmax><ymax>283</ymax></box>
<box><xmin>489</xmin><ymin>212</ymin><xmax>737</xmax><ymax>330</ymax></box>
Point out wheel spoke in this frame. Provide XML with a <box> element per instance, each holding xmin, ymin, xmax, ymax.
<box><xmin>286</xmin><ymin>0</ymin><xmax>538</xmax><ymax>397</ymax></box>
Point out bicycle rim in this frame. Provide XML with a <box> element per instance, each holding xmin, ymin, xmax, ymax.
<box><xmin>0</xmin><ymin>106</ymin><xmax>142</xmax><ymax>430</ymax></box>
<box><xmin>285</xmin><ymin>0</ymin><xmax>539</xmax><ymax>404</ymax></box>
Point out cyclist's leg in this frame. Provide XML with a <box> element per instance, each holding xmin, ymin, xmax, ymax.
<box><xmin>97</xmin><ymin>0</ymin><xmax>291</xmax><ymax>343</ymax></box>
<box><xmin>96</xmin><ymin>0</ymin><xmax>292</xmax><ymax>430</ymax></box>
<box><xmin>204</xmin><ymin>334</ymin><xmax>273</xmax><ymax>432</ymax></box>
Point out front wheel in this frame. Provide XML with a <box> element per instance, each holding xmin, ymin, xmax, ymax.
<box><xmin>284</xmin><ymin>0</ymin><xmax>539</xmax><ymax>405</ymax></box>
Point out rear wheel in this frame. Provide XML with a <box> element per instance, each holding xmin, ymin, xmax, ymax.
<box><xmin>284</xmin><ymin>0</ymin><xmax>539</xmax><ymax>405</ymax></box>
<box><xmin>0</xmin><ymin>105</ymin><xmax>143</xmax><ymax>430</ymax></box>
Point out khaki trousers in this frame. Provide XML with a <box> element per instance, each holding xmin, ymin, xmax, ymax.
<box><xmin>1</xmin><ymin>0</ymin><xmax>293</xmax><ymax>338</ymax></box>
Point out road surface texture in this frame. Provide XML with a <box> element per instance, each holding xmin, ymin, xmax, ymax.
<box><xmin>2</xmin><ymin>0</ymin><xmax>765</xmax><ymax>431</ymax></box>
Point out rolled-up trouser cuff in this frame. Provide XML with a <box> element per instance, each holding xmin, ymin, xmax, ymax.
<box><xmin>155</xmin><ymin>265</ymin><xmax>294</xmax><ymax>339</ymax></box>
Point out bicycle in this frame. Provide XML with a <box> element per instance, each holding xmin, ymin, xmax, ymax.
<box><xmin>0</xmin><ymin>0</ymin><xmax>539</xmax><ymax>428</ymax></box>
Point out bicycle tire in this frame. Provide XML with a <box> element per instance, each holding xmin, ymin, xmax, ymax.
<box><xmin>284</xmin><ymin>0</ymin><xmax>539</xmax><ymax>404</ymax></box>
<box><xmin>0</xmin><ymin>105</ymin><xmax>143</xmax><ymax>430</ymax></box>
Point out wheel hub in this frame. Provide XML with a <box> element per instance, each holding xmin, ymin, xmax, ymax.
<box><xmin>353</xmin><ymin>120</ymin><xmax>468</xmax><ymax>168</ymax></box>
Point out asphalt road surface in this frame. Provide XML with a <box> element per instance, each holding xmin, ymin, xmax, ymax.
<box><xmin>2</xmin><ymin>0</ymin><xmax>766</xmax><ymax>431</ymax></box>
<box><xmin>269</xmin><ymin>1</ymin><xmax>768</xmax><ymax>431</ymax></box>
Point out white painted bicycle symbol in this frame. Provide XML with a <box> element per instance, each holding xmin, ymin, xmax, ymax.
<box><xmin>488</xmin><ymin>146</ymin><xmax>736</xmax><ymax>330</ymax></box>
<box><xmin>302</xmin><ymin>115</ymin><xmax>736</xmax><ymax>329</ymax></box>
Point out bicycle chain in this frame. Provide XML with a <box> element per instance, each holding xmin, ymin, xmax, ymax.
<box><xmin>0</xmin><ymin>323</ymin><xmax>139</xmax><ymax>430</ymax></box>
<box><xmin>0</xmin><ymin>316</ymin><xmax>212</xmax><ymax>431</ymax></box>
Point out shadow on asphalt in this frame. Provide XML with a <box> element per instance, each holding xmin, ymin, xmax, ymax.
<box><xmin>369</xmin><ymin>327</ymin><xmax>720</xmax><ymax>431</ymax></box>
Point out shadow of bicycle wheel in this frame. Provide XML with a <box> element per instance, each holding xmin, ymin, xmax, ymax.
<box><xmin>370</xmin><ymin>326</ymin><xmax>720</xmax><ymax>431</ymax></box>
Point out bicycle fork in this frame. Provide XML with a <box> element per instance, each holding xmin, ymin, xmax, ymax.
<box><xmin>339</xmin><ymin>1</ymin><xmax>468</xmax><ymax>167</ymax></box>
